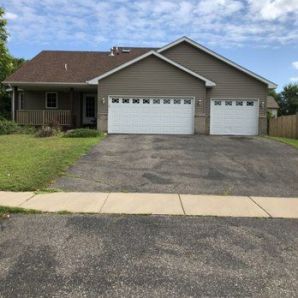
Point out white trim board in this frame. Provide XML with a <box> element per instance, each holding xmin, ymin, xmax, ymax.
<box><xmin>157</xmin><ymin>36</ymin><xmax>277</xmax><ymax>89</ymax></box>
<box><xmin>87</xmin><ymin>51</ymin><xmax>216</xmax><ymax>87</ymax></box>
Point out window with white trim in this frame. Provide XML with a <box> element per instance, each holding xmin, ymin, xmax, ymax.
<box><xmin>122</xmin><ymin>98</ymin><xmax>129</xmax><ymax>104</ymax></box>
<box><xmin>46</xmin><ymin>92</ymin><xmax>58</xmax><ymax>109</ymax></box>
<box><xmin>246</xmin><ymin>101</ymin><xmax>254</xmax><ymax>106</ymax></box>
<box><xmin>225</xmin><ymin>100</ymin><xmax>232</xmax><ymax>106</ymax></box>
<box><xmin>214</xmin><ymin>100</ymin><xmax>221</xmax><ymax>106</ymax></box>
<box><xmin>163</xmin><ymin>99</ymin><xmax>170</xmax><ymax>104</ymax></box>
<box><xmin>236</xmin><ymin>101</ymin><xmax>243</xmax><ymax>106</ymax></box>
<box><xmin>174</xmin><ymin>99</ymin><xmax>181</xmax><ymax>104</ymax></box>
<box><xmin>153</xmin><ymin>99</ymin><xmax>160</xmax><ymax>104</ymax></box>
<box><xmin>18</xmin><ymin>92</ymin><xmax>24</xmax><ymax>110</ymax></box>
<box><xmin>184</xmin><ymin>99</ymin><xmax>191</xmax><ymax>104</ymax></box>
<box><xmin>143</xmin><ymin>99</ymin><xmax>150</xmax><ymax>104</ymax></box>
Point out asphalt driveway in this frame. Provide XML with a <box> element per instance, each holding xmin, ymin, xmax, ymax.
<box><xmin>0</xmin><ymin>215</ymin><xmax>297</xmax><ymax>297</ymax></box>
<box><xmin>52</xmin><ymin>135</ymin><xmax>298</xmax><ymax>197</ymax></box>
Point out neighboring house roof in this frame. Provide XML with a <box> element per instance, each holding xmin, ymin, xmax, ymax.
<box><xmin>267</xmin><ymin>96</ymin><xmax>279</xmax><ymax>109</ymax></box>
<box><xmin>3</xmin><ymin>47</ymin><xmax>155</xmax><ymax>85</ymax></box>
<box><xmin>157</xmin><ymin>36</ymin><xmax>277</xmax><ymax>89</ymax></box>
<box><xmin>87</xmin><ymin>51</ymin><xmax>216</xmax><ymax>87</ymax></box>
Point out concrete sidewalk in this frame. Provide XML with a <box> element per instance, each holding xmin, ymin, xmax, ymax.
<box><xmin>0</xmin><ymin>191</ymin><xmax>298</xmax><ymax>218</ymax></box>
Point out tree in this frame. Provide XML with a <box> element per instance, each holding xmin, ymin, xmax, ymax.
<box><xmin>0</xmin><ymin>7</ymin><xmax>25</xmax><ymax>119</ymax></box>
<box><xmin>278</xmin><ymin>83</ymin><xmax>298</xmax><ymax>116</ymax></box>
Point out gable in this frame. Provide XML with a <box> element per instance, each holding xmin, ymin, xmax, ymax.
<box><xmin>159</xmin><ymin>38</ymin><xmax>277</xmax><ymax>89</ymax></box>
<box><xmin>162</xmin><ymin>41</ymin><xmax>269</xmax><ymax>99</ymax></box>
<box><xmin>87</xmin><ymin>51</ymin><xmax>215</xmax><ymax>87</ymax></box>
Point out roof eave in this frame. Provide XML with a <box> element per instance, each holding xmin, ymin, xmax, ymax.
<box><xmin>3</xmin><ymin>81</ymin><xmax>89</xmax><ymax>87</ymax></box>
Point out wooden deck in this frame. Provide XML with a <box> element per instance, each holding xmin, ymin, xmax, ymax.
<box><xmin>16</xmin><ymin>110</ymin><xmax>71</xmax><ymax>126</ymax></box>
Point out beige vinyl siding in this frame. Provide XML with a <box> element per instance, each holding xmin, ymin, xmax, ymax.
<box><xmin>162</xmin><ymin>41</ymin><xmax>268</xmax><ymax>117</ymax></box>
<box><xmin>23</xmin><ymin>91</ymin><xmax>71</xmax><ymax>110</ymax></box>
<box><xmin>98</xmin><ymin>55</ymin><xmax>206</xmax><ymax>132</ymax></box>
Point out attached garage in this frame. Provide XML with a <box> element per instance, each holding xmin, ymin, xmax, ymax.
<box><xmin>210</xmin><ymin>99</ymin><xmax>259</xmax><ymax>135</ymax></box>
<box><xmin>108</xmin><ymin>96</ymin><xmax>195</xmax><ymax>134</ymax></box>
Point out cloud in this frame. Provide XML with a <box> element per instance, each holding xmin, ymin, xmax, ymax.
<box><xmin>4</xmin><ymin>12</ymin><xmax>18</xmax><ymax>20</ymax></box>
<box><xmin>248</xmin><ymin>0</ymin><xmax>298</xmax><ymax>21</ymax></box>
<box><xmin>292</xmin><ymin>61</ymin><xmax>298</xmax><ymax>70</ymax></box>
<box><xmin>1</xmin><ymin>0</ymin><xmax>298</xmax><ymax>50</ymax></box>
<box><xmin>290</xmin><ymin>77</ymin><xmax>298</xmax><ymax>82</ymax></box>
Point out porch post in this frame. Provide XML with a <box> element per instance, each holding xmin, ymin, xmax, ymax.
<box><xmin>12</xmin><ymin>86</ymin><xmax>17</xmax><ymax>121</ymax></box>
<box><xmin>70</xmin><ymin>87</ymin><xmax>75</xmax><ymax>127</ymax></box>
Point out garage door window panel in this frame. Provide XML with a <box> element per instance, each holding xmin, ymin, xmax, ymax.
<box><xmin>112</xmin><ymin>98</ymin><xmax>119</xmax><ymax>103</ymax></box>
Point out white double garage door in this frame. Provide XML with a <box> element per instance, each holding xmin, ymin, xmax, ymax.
<box><xmin>108</xmin><ymin>96</ymin><xmax>259</xmax><ymax>135</ymax></box>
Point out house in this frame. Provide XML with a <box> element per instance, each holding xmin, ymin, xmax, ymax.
<box><xmin>267</xmin><ymin>96</ymin><xmax>279</xmax><ymax>118</ymax></box>
<box><xmin>3</xmin><ymin>36</ymin><xmax>277</xmax><ymax>136</ymax></box>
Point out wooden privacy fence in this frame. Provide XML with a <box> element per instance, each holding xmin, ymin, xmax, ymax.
<box><xmin>269</xmin><ymin>113</ymin><xmax>298</xmax><ymax>139</ymax></box>
<box><xmin>16</xmin><ymin>110</ymin><xmax>71</xmax><ymax>126</ymax></box>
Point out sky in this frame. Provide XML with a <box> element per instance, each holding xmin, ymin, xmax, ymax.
<box><xmin>1</xmin><ymin>0</ymin><xmax>298</xmax><ymax>91</ymax></box>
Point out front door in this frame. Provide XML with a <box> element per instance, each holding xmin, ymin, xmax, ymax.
<box><xmin>83</xmin><ymin>94</ymin><xmax>96</xmax><ymax>125</ymax></box>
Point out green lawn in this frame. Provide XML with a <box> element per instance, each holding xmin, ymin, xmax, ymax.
<box><xmin>267</xmin><ymin>136</ymin><xmax>298</xmax><ymax>149</ymax></box>
<box><xmin>0</xmin><ymin>134</ymin><xmax>103</xmax><ymax>191</ymax></box>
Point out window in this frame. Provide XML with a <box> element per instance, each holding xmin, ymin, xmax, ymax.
<box><xmin>174</xmin><ymin>99</ymin><xmax>181</xmax><ymax>104</ymax></box>
<box><xmin>163</xmin><ymin>99</ymin><xmax>170</xmax><ymax>104</ymax></box>
<box><xmin>214</xmin><ymin>100</ymin><xmax>221</xmax><ymax>106</ymax></box>
<box><xmin>112</xmin><ymin>98</ymin><xmax>119</xmax><ymax>103</ymax></box>
<box><xmin>153</xmin><ymin>99</ymin><xmax>160</xmax><ymax>104</ymax></box>
<box><xmin>225</xmin><ymin>100</ymin><xmax>232</xmax><ymax>106</ymax></box>
<box><xmin>143</xmin><ymin>99</ymin><xmax>150</xmax><ymax>104</ymax></box>
<box><xmin>184</xmin><ymin>99</ymin><xmax>191</xmax><ymax>104</ymax></box>
<box><xmin>133</xmin><ymin>98</ymin><xmax>140</xmax><ymax>104</ymax></box>
<box><xmin>122</xmin><ymin>98</ymin><xmax>129</xmax><ymax>104</ymax></box>
<box><xmin>247</xmin><ymin>101</ymin><xmax>254</xmax><ymax>106</ymax></box>
<box><xmin>18</xmin><ymin>92</ymin><xmax>24</xmax><ymax>110</ymax></box>
<box><xmin>45</xmin><ymin>92</ymin><xmax>58</xmax><ymax>109</ymax></box>
<box><xmin>236</xmin><ymin>101</ymin><xmax>243</xmax><ymax>106</ymax></box>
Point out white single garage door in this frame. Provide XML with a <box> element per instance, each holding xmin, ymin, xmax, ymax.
<box><xmin>108</xmin><ymin>96</ymin><xmax>195</xmax><ymax>134</ymax></box>
<box><xmin>210</xmin><ymin>99</ymin><xmax>259</xmax><ymax>135</ymax></box>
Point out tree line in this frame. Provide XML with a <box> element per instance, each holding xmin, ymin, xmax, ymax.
<box><xmin>270</xmin><ymin>84</ymin><xmax>298</xmax><ymax>116</ymax></box>
<box><xmin>0</xmin><ymin>7</ymin><xmax>25</xmax><ymax>119</ymax></box>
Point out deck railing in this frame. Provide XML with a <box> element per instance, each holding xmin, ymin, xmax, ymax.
<box><xmin>16</xmin><ymin>110</ymin><xmax>72</xmax><ymax>126</ymax></box>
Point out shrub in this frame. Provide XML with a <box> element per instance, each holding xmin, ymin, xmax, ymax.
<box><xmin>64</xmin><ymin>128</ymin><xmax>100</xmax><ymax>138</ymax></box>
<box><xmin>0</xmin><ymin>119</ymin><xmax>19</xmax><ymax>135</ymax></box>
<box><xmin>35</xmin><ymin>126</ymin><xmax>61</xmax><ymax>138</ymax></box>
<box><xmin>16</xmin><ymin>125</ymin><xmax>37</xmax><ymax>135</ymax></box>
